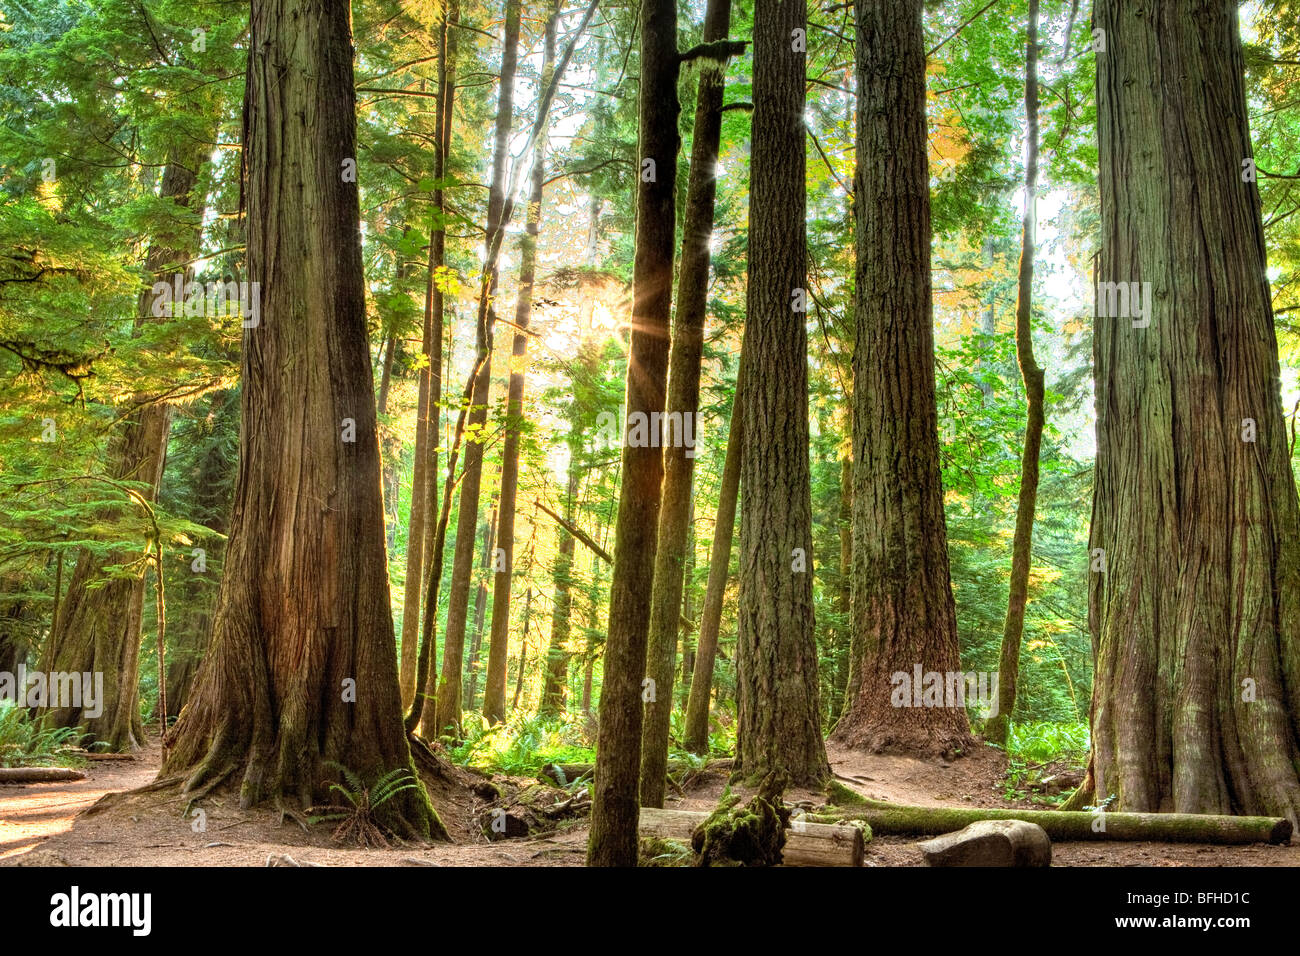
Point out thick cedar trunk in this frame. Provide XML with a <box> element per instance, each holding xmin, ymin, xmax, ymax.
<box><xmin>160</xmin><ymin>0</ymin><xmax>441</xmax><ymax>838</ymax></box>
<box><xmin>1085</xmin><ymin>0</ymin><xmax>1300</xmax><ymax>824</ymax></box>
<box><xmin>833</xmin><ymin>0</ymin><xmax>973</xmax><ymax>756</ymax></box>
<box><xmin>587</xmin><ymin>0</ymin><xmax>679</xmax><ymax>867</ymax></box>
<box><xmin>986</xmin><ymin>0</ymin><xmax>1044</xmax><ymax>746</ymax></box>
<box><xmin>735</xmin><ymin>0</ymin><xmax>829</xmax><ymax>787</ymax></box>
<box><xmin>464</xmin><ymin>503</ymin><xmax>496</xmax><ymax>712</ymax></box>
<box><xmin>682</xmin><ymin>361</ymin><xmax>743</xmax><ymax>755</ymax></box>
<box><xmin>38</xmin><ymin>156</ymin><xmax>204</xmax><ymax>750</ymax></box>
<box><xmin>483</xmin><ymin>2</ymin><xmax>554</xmax><ymax>726</ymax></box>
<box><xmin>399</xmin><ymin>5</ymin><xmax>456</xmax><ymax>709</ymax></box>
<box><xmin>540</xmin><ymin>468</ymin><xmax>579</xmax><ymax>718</ymax></box>
<box><xmin>639</xmin><ymin>0</ymin><xmax>735</xmax><ymax>808</ymax></box>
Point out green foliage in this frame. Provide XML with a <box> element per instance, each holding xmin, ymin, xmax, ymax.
<box><xmin>449</xmin><ymin>710</ymin><xmax>594</xmax><ymax>775</ymax></box>
<box><xmin>308</xmin><ymin>762</ymin><xmax>422</xmax><ymax>848</ymax></box>
<box><xmin>0</xmin><ymin>701</ymin><xmax>86</xmax><ymax>767</ymax></box>
<box><xmin>999</xmin><ymin>719</ymin><xmax>1090</xmax><ymax>804</ymax></box>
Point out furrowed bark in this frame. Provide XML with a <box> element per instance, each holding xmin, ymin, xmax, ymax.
<box><xmin>1087</xmin><ymin>0</ymin><xmax>1300</xmax><ymax>825</ymax></box>
<box><xmin>161</xmin><ymin>0</ymin><xmax>442</xmax><ymax>838</ymax></box>
<box><xmin>735</xmin><ymin>0</ymin><xmax>829</xmax><ymax>787</ymax></box>
<box><xmin>834</xmin><ymin>0</ymin><xmax>973</xmax><ymax>757</ymax></box>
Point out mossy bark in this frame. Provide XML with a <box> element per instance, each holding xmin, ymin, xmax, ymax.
<box><xmin>819</xmin><ymin>798</ymin><xmax>1291</xmax><ymax>845</ymax></box>
<box><xmin>1087</xmin><ymin>0</ymin><xmax>1300</xmax><ymax>825</ymax></box>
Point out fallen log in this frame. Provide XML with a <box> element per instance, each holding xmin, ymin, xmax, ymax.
<box><xmin>0</xmin><ymin>767</ymin><xmax>87</xmax><ymax>784</ymax></box>
<box><xmin>639</xmin><ymin>807</ymin><xmax>865</xmax><ymax>866</ymax></box>
<box><xmin>815</xmin><ymin>799</ymin><xmax>1291</xmax><ymax>845</ymax></box>
<box><xmin>541</xmin><ymin>758</ymin><xmax>732</xmax><ymax>787</ymax></box>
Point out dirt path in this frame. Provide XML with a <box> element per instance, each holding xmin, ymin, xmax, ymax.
<box><xmin>1</xmin><ymin>742</ymin><xmax>159</xmax><ymax>863</ymax></box>
<box><xmin>3</xmin><ymin>739</ymin><xmax>1297</xmax><ymax>866</ymax></box>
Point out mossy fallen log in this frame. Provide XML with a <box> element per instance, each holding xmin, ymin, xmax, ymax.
<box><xmin>540</xmin><ymin>758</ymin><xmax>732</xmax><ymax>787</ymax></box>
<box><xmin>639</xmin><ymin>807</ymin><xmax>866</xmax><ymax>866</ymax></box>
<box><xmin>815</xmin><ymin>799</ymin><xmax>1291</xmax><ymax>845</ymax></box>
<box><xmin>0</xmin><ymin>767</ymin><xmax>87</xmax><ymax>784</ymax></box>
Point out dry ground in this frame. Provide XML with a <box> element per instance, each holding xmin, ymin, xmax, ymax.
<box><xmin>2</xmin><ymin>736</ymin><xmax>1297</xmax><ymax>866</ymax></box>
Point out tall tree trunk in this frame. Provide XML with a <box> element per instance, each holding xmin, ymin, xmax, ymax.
<box><xmin>540</xmin><ymin>468</ymin><xmax>579</xmax><ymax>718</ymax></box>
<box><xmin>483</xmin><ymin>1</ymin><xmax>555</xmax><ymax>726</ymax></box>
<box><xmin>399</xmin><ymin>4</ymin><xmax>457</xmax><ymax>709</ymax></box>
<box><xmin>682</xmin><ymin>362</ymin><xmax>743</xmax><ymax>755</ymax></box>
<box><xmin>38</xmin><ymin>153</ymin><xmax>205</xmax><ymax>750</ymax></box>
<box><xmin>679</xmin><ymin>495</ymin><xmax>696</xmax><ymax>708</ymax></box>
<box><xmin>1079</xmin><ymin>0</ymin><xmax>1300</xmax><ymax>824</ymax></box>
<box><xmin>508</xmin><ymin>588</ymin><xmax>533</xmax><ymax>711</ymax></box>
<box><xmin>160</xmin><ymin>0</ymin><xmax>441</xmax><ymax>838</ymax></box>
<box><xmin>986</xmin><ymin>0</ymin><xmax>1044</xmax><ymax>747</ymax></box>
<box><xmin>587</xmin><ymin>0</ymin><xmax>680</xmax><ymax>867</ymax></box>
<box><xmin>639</xmin><ymin>0</ymin><xmax>736</xmax><ymax>806</ymax></box>
<box><xmin>828</xmin><ymin>446</ymin><xmax>852</xmax><ymax>723</ymax></box>
<box><xmin>734</xmin><ymin>0</ymin><xmax>829</xmax><ymax>787</ymax></box>
<box><xmin>832</xmin><ymin>0</ymin><xmax>973</xmax><ymax>757</ymax></box>
<box><xmin>464</xmin><ymin>501</ymin><xmax>497</xmax><ymax>712</ymax></box>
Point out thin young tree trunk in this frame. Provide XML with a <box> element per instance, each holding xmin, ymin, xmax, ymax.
<box><xmin>986</xmin><ymin>0</ymin><xmax>1044</xmax><ymax>746</ymax></box>
<box><xmin>399</xmin><ymin>5</ymin><xmax>457</xmax><ymax>708</ymax></box>
<box><xmin>734</xmin><ymin>0</ymin><xmax>830</xmax><ymax>787</ymax></box>
<box><xmin>511</xmin><ymin>589</ymin><xmax>533</xmax><ymax>711</ymax></box>
<box><xmin>682</xmin><ymin>363</ymin><xmax>743</xmax><ymax>756</ymax></box>
<box><xmin>679</xmin><ymin>496</ymin><xmax>696</xmax><ymax>708</ymax></box>
<box><xmin>464</xmin><ymin>502</ymin><xmax>497</xmax><ymax>712</ymax></box>
<box><xmin>586</xmin><ymin>0</ymin><xmax>681</xmax><ymax>868</ymax></box>
<box><xmin>484</xmin><ymin>1</ymin><xmax>556</xmax><ymax>725</ymax></box>
<box><xmin>540</xmin><ymin>468</ymin><xmax>579</xmax><ymax>717</ymax></box>
<box><xmin>639</xmin><ymin>0</ymin><xmax>737</xmax><ymax>806</ymax></box>
<box><xmin>161</xmin><ymin>0</ymin><xmax>441</xmax><ymax>837</ymax></box>
<box><xmin>833</xmin><ymin>0</ymin><xmax>973</xmax><ymax>757</ymax></box>
<box><xmin>1077</xmin><ymin>0</ymin><xmax>1300</xmax><ymax>825</ymax></box>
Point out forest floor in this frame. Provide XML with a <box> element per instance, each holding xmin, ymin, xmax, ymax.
<box><xmin>1</xmin><ymin>735</ymin><xmax>1297</xmax><ymax>866</ymax></box>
